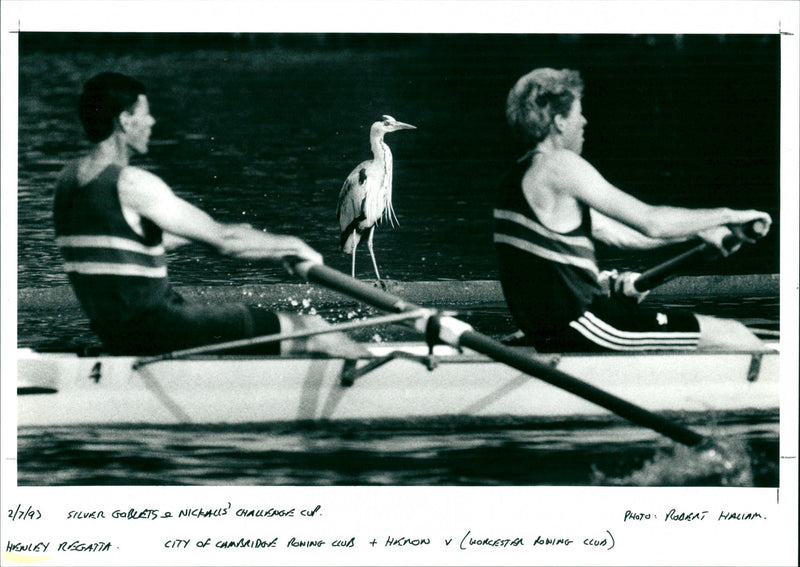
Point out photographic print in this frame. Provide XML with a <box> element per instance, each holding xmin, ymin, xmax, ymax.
<box><xmin>3</xmin><ymin>2</ymin><xmax>797</xmax><ymax>566</ymax></box>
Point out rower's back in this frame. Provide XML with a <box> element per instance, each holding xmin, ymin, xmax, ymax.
<box><xmin>53</xmin><ymin>161</ymin><xmax>171</xmax><ymax>324</ymax></box>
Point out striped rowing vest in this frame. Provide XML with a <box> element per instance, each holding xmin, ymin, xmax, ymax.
<box><xmin>53</xmin><ymin>162</ymin><xmax>171</xmax><ymax>322</ymax></box>
<box><xmin>494</xmin><ymin>154</ymin><xmax>603</xmax><ymax>335</ymax></box>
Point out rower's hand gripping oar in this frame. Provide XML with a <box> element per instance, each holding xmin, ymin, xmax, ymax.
<box><xmin>289</xmin><ymin>258</ymin><xmax>712</xmax><ymax>449</ymax></box>
<box><xmin>634</xmin><ymin>220</ymin><xmax>769</xmax><ymax>292</ymax></box>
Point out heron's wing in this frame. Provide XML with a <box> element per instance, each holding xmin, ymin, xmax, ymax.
<box><xmin>336</xmin><ymin>162</ymin><xmax>369</xmax><ymax>231</ymax></box>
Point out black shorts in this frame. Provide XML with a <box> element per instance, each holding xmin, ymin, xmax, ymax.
<box><xmin>527</xmin><ymin>295</ymin><xmax>700</xmax><ymax>353</ymax></box>
<box><xmin>92</xmin><ymin>293</ymin><xmax>282</xmax><ymax>356</ymax></box>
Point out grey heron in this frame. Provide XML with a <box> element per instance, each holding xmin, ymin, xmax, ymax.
<box><xmin>337</xmin><ymin>115</ymin><xmax>416</xmax><ymax>282</ymax></box>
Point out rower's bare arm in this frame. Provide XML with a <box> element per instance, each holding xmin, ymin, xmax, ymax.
<box><xmin>119</xmin><ymin>167</ymin><xmax>230</xmax><ymax>244</ymax></box>
<box><xmin>554</xmin><ymin>151</ymin><xmax>771</xmax><ymax>240</ymax></box>
<box><xmin>118</xmin><ymin>167</ymin><xmax>322</xmax><ymax>264</ymax></box>
<box><xmin>590</xmin><ymin>210</ymin><xmax>686</xmax><ymax>249</ymax></box>
<box><xmin>218</xmin><ymin>224</ymin><xmax>323</xmax><ymax>264</ymax></box>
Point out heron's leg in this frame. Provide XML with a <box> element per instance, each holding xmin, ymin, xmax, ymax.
<box><xmin>351</xmin><ymin>246</ymin><xmax>357</xmax><ymax>278</ymax></box>
<box><xmin>366</xmin><ymin>226</ymin><xmax>382</xmax><ymax>282</ymax></box>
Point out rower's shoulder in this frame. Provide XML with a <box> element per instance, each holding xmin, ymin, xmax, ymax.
<box><xmin>119</xmin><ymin>164</ymin><xmax>160</xmax><ymax>182</ymax></box>
<box><xmin>118</xmin><ymin>165</ymin><xmax>170</xmax><ymax>192</ymax></box>
<box><xmin>118</xmin><ymin>166</ymin><xmax>173</xmax><ymax>204</ymax></box>
<box><xmin>537</xmin><ymin>150</ymin><xmax>602</xmax><ymax>187</ymax></box>
<box><xmin>540</xmin><ymin>148</ymin><xmax>590</xmax><ymax>169</ymax></box>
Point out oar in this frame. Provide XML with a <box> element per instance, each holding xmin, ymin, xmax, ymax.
<box><xmin>291</xmin><ymin>260</ymin><xmax>711</xmax><ymax>448</ymax></box>
<box><xmin>634</xmin><ymin>220</ymin><xmax>769</xmax><ymax>292</ymax></box>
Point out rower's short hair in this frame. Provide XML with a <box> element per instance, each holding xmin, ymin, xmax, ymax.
<box><xmin>506</xmin><ymin>68</ymin><xmax>584</xmax><ymax>147</ymax></box>
<box><xmin>78</xmin><ymin>72</ymin><xmax>147</xmax><ymax>143</ymax></box>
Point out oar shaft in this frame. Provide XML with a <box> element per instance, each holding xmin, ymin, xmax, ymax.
<box><xmin>458</xmin><ymin>331</ymin><xmax>707</xmax><ymax>447</ymax></box>
<box><xmin>634</xmin><ymin>220</ymin><xmax>768</xmax><ymax>292</ymax></box>
<box><xmin>295</xmin><ymin>262</ymin><xmax>424</xmax><ymax>313</ymax></box>
<box><xmin>633</xmin><ymin>242</ymin><xmax>710</xmax><ymax>292</ymax></box>
<box><xmin>293</xmin><ymin>260</ymin><xmax>710</xmax><ymax>448</ymax></box>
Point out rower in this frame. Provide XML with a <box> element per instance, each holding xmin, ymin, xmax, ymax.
<box><xmin>53</xmin><ymin>72</ymin><xmax>366</xmax><ymax>359</ymax></box>
<box><xmin>494</xmin><ymin>68</ymin><xmax>772</xmax><ymax>352</ymax></box>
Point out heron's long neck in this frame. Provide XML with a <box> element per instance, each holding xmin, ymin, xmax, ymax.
<box><xmin>370</xmin><ymin>135</ymin><xmax>394</xmax><ymax>187</ymax></box>
<box><xmin>370</xmin><ymin>135</ymin><xmax>397</xmax><ymax>226</ymax></box>
<box><xmin>370</xmin><ymin>135</ymin><xmax>390</xmax><ymax>161</ymax></box>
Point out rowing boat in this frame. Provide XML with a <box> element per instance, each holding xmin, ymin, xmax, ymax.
<box><xmin>16</xmin><ymin>230</ymin><xmax>782</xmax><ymax>440</ymax></box>
<box><xmin>17</xmin><ymin>342</ymin><xmax>779</xmax><ymax>428</ymax></box>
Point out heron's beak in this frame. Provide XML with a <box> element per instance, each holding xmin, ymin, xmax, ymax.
<box><xmin>391</xmin><ymin>121</ymin><xmax>416</xmax><ymax>131</ymax></box>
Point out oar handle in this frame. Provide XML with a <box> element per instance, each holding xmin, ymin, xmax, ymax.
<box><xmin>634</xmin><ymin>220</ymin><xmax>768</xmax><ymax>292</ymax></box>
<box><xmin>292</xmin><ymin>260</ymin><xmax>424</xmax><ymax>314</ymax></box>
<box><xmin>291</xmin><ymin>258</ymin><xmax>710</xmax><ymax>448</ymax></box>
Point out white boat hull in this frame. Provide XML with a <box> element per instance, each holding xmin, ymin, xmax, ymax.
<box><xmin>17</xmin><ymin>344</ymin><xmax>779</xmax><ymax>427</ymax></box>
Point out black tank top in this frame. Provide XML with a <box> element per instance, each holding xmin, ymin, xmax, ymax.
<box><xmin>494</xmin><ymin>153</ymin><xmax>602</xmax><ymax>337</ymax></box>
<box><xmin>53</xmin><ymin>162</ymin><xmax>171</xmax><ymax>322</ymax></box>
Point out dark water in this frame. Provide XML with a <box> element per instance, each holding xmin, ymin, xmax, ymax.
<box><xmin>15</xmin><ymin>34</ymin><xmax>781</xmax><ymax>486</ymax></box>
<box><xmin>17</xmin><ymin>33</ymin><xmax>780</xmax><ymax>288</ymax></box>
<box><xmin>17</xmin><ymin>414</ymin><xmax>779</xmax><ymax>486</ymax></box>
